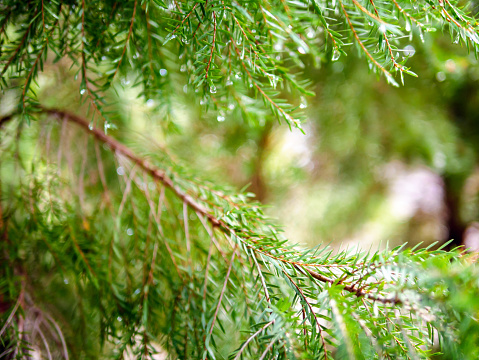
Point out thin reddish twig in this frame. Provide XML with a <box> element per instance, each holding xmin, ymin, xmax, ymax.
<box><xmin>282</xmin><ymin>268</ymin><xmax>329</xmax><ymax>359</ymax></box>
<box><xmin>111</xmin><ymin>0</ymin><xmax>138</xmax><ymax>82</ymax></box>
<box><xmin>1</xmin><ymin>9</ymin><xmax>38</xmax><ymax>77</ymax></box>
<box><xmin>205</xmin><ymin>11</ymin><xmax>217</xmax><ymax>80</ymax></box>
<box><xmin>205</xmin><ymin>245</ymin><xmax>237</xmax><ymax>357</ymax></box>
<box><xmin>339</xmin><ymin>0</ymin><xmax>394</xmax><ymax>82</ymax></box>
<box><xmin>233</xmin><ymin>320</ymin><xmax>274</xmax><ymax>360</ymax></box>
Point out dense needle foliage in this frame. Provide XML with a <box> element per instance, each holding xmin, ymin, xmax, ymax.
<box><xmin>1</xmin><ymin>0</ymin><xmax>479</xmax><ymax>359</ymax></box>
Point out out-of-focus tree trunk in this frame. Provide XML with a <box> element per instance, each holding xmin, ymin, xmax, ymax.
<box><xmin>443</xmin><ymin>175</ymin><xmax>466</xmax><ymax>249</ymax></box>
<box><xmin>444</xmin><ymin>78</ymin><xmax>479</xmax><ymax>249</ymax></box>
<box><xmin>249</xmin><ymin>122</ymin><xmax>273</xmax><ymax>202</ymax></box>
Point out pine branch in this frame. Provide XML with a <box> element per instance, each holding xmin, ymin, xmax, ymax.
<box><xmin>2</xmin><ymin>0</ymin><xmax>479</xmax><ymax>357</ymax></box>
<box><xmin>12</xmin><ymin>106</ymin><xmax>396</xmax><ymax>306</ymax></box>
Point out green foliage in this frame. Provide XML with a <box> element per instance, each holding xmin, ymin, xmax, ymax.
<box><xmin>1</xmin><ymin>0</ymin><xmax>479</xmax><ymax>359</ymax></box>
<box><xmin>2</xmin><ymin>0</ymin><xmax>479</xmax><ymax>126</ymax></box>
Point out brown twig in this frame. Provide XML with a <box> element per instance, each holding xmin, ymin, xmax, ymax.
<box><xmin>183</xmin><ymin>201</ymin><xmax>192</xmax><ymax>270</ymax></box>
<box><xmin>80</xmin><ymin>2</ymin><xmax>102</xmax><ymax>126</ymax></box>
<box><xmin>169</xmin><ymin>3</ymin><xmax>199</xmax><ymax>39</ymax></box>
<box><xmin>0</xmin><ymin>296</ymin><xmax>21</xmax><ymax>338</ymax></box>
<box><xmin>21</xmin><ymin>3</ymin><xmax>63</xmax><ymax>108</ymax></box>
<box><xmin>281</xmin><ymin>268</ymin><xmax>329</xmax><ymax>359</ymax></box>
<box><xmin>111</xmin><ymin>0</ymin><xmax>138</xmax><ymax>82</ymax></box>
<box><xmin>368</xmin><ymin>0</ymin><xmax>404</xmax><ymax>70</ymax></box>
<box><xmin>339</xmin><ymin>0</ymin><xmax>394</xmax><ymax>82</ymax></box>
<box><xmin>205</xmin><ymin>11</ymin><xmax>217</xmax><ymax>80</ymax></box>
<box><xmin>233</xmin><ymin>320</ymin><xmax>274</xmax><ymax>360</ymax></box>
<box><xmin>391</xmin><ymin>0</ymin><xmax>424</xmax><ymax>28</ymax></box>
<box><xmin>145</xmin><ymin>6</ymin><xmax>156</xmax><ymax>82</ymax></box>
<box><xmin>0</xmin><ymin>8</ymin><xmax>38</xmax><ymax>77</ymax></box>
<box><xmin>204</xmin><ymin>245</ymin><xmax>237</xmax><ymax>358</ymax></box>
<box><xmin>258</xmin><ymin>336</ymin><xmax>277</xmax><ymax>360</ymax></box>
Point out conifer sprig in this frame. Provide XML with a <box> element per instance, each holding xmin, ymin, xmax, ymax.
<box><xmin>2</xmin><ymin>108</ymin><xmax>479</xmax><ymax>358</ymax></box>
<box><xmin>1</xmin><ymin>0</ymin><xmax>479</xmax><ymax>358</ymax></box>
<box><xmin>2</xmin><ymin>0</ymin><xmax>478</xmax><ymax>127</ymax></box>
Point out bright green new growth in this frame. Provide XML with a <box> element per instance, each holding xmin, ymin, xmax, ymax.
<box><xmin>1</xmin><ymin>0</ymin><xmax>479</xmax><ymax>359</ymax></box>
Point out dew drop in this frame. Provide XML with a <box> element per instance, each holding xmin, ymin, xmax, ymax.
<box><xmin>235</xmin><ymin>72</ymin><xmax>242</xmax><ymax>79</ymax></box>
<box><xmin>159</xmin><ymin>69</ymin><xmax>168</xmax><ymax>76</ymax></box>
<box><xmin>405</xmin><ymin>21</ymin><xmax>411</xmax><ymax>32</ymax></box>
<box><xmin>226</xmin><ymin>78</ymin><xmax>233</xmax><ymax>86</ymax></box>
<box><xmin>180</xmin><ymin>64</ymin><xmax>187</xmax><ymax>72</ymax></box>
<box><xmin>297</xmin><ymin>46</ymin><xmax>306</xmax><ymax>55</ymax></box>
<box><xmin>64</xmin><ymin>278</ymin><xmax>69</xmax><ymax>284</ymax></box>
<box><xmin>270</xmin><ymin>75</ymin><xmax>278</xmax><ymax>88</ymax></box>
<box><xmin>164</xmin><ymin>34</ymin><xmax>176</xmax><ymax>44</ymax></box>
<box><xmin>126</xmin><ymin>228</ymin><xmax>134</xmax><ymax>236</ymax></box>
<box><xmin>217</xmin><ymin>115</ymin><xmax>225</xmax><ymax>122</ymax></box>
<box><xmin>210</xmin><ymin>85</ymin><xmax>217</xmax><ymax>94</ymax></box>
<box><xmin>299</xmin><ymin>96</ymin><xmax>307</xmax><ymax>109</ymax></box>
<box><xmin>104</xmin><ymin>122</ymin><xmax>111</xmax><ymax>133</ymax></box>
<box><xmin>436</xmin><ymin>71</ymin><xmax>446</xmax><ymax>82</ymax></box>
<box><xmin>404</xmin><ymin>45</ymin><xmax>415</xmax><ymax>57</ymax></box>
<box><xmin>80</xmin><ymin>88</ymin><xmax>86</xmax><ymax>95</ymax></box>
<box><xmin>332</xmin><ymin>49</ymin><xmax>341</xmax><ymax>61</ymax></box>
<box><xmin>88</xmin><ymin>124</ymin><xmax>94</xmax><ymax>130</ymax></box>
<box><xmin>117</xmin><ymin>166</ymin><xmax>125</xmax><ymax>176</ymax></box>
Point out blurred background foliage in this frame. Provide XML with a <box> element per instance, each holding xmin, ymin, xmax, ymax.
<box><xmin>2</xmin><ymin>20</ymin><xmax>479</xmax><ymax>254</ymax></box>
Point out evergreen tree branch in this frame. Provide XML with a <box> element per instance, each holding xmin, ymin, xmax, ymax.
<box><xmin>0</xmin><ymin>8</ymin><xmax>38</xmax><ymax>77</ymax></box>
<box><xmin>339</xmin><ymin>0</ymin><xmax>398</xmax><ymax>86</ymax></box>
<box><xmin>7</xmin><ymin>106</ymin><xmax>399</xmax><ymax>306</ymax></box>
<box><xmin>110</xmin><ymin>0</ymin><xmax>138</xmax><ymax>83</ymax></box>
<box><xmin>2</xmin><ymin>1</ymin><xmax>479</xmax><ymax>354</ymax></box>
